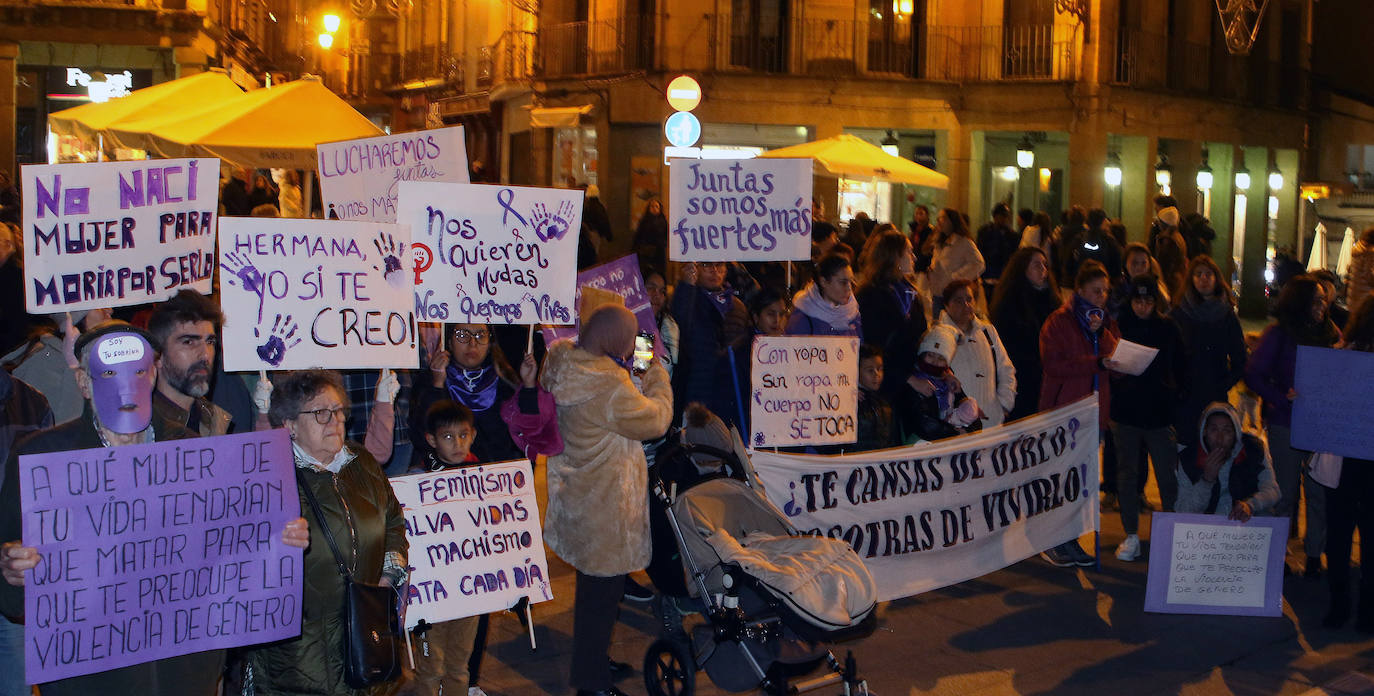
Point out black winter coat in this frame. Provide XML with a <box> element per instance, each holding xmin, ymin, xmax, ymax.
<box><xmin>991</xmin><ymin>285</ymin><xmax>1058</xmax><ymax>421</ymax></box>
<box><xmin>856</xmin><ymin>280</ymin><xmax>927</xmax><ymax>395</ymax></box>
<box><xmin>1169</xmin><ymin>296</ymin><xmax>1247</xmax><ymax>444</ymax></box>
<box><xmin>1109</xmin><ymin>310</ymin><xmax>1187</xmax><ymax>428</ymax></box>
<box><xmin>671</xmin><ymin>282</ymin><xmax>750</xmax><ymax>427</ymax></box>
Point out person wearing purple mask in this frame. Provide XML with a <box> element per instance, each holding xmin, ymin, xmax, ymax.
<box><xmin>0</xmin><ymin>321</ymin><xmax>309</xmax><ymax>696</ymax></box>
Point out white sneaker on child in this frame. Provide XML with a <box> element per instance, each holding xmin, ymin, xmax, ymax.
<box><xmin>1116</xmin><ymin>534</ymin><xmax>1141</xmax><ymax>562</ymax></box>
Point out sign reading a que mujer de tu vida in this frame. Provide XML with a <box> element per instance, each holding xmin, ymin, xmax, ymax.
<box><xmin>21</xmin><ymin>158</ymin><xmax>221</xmax><ymax>313</ymax></box>
<box><xmin>217</xmin><ymin>218</ymin><xmax>418</xmax><ymax>371</ymax></box>
<box><xmin>750</xmin><ymin>397</ymin><xmax>1101</xmax><ymax>601</ymax></box>
<box><xmin>397</xmin><ymin>182</ymin><xmax>582</xmax><ymax>326</ymax></box>
<box><xmin>667</xmin><ymin>158</ymin><xmax>812</xmax><ymax>262</ymax></box>
<box><xmin>750</xmin><ymin>335</ymin><xmax>859</xmax><ymax>448</ymax></box>
<box><xmin>19</xmin><ymin>429</ymin><xmax>302</xmax><ymax>683</ymax></box>
<box><xmin>317</xmin><ymin>126</ymin><xmax>470</xmax><ymax>224</ymax></box>
<box><xmin>1144</xmin><ymin>512</ymin><xmax>1288</xmax><ymax>617</ymax></box>
<box><xmin>389</xmin><ymin>460</ymin><xmax>552</xmax><ymax>628</ymax></box>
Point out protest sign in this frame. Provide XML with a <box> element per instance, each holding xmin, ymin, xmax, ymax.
<box><xmin>317</xmin><ymin>126</ymin><xmax>469</xmax><ymax>223</ymax></box>
<box><xmin>1292</xmin><ymin>345</ymin><xmax>1374</xmax><ymax>458</ymax></box>
<box><xmin>19</xmin><ymin>429</ymin><xmax>301</xmax><ymax>683</ymax></box>
<box><xmin>1144</xmin><ymin>513</ymin><xmax>1287</xmax><ymax>617</ymax></box>
<box><xmin>21</xmin><ymin>158</ymin><xmax>220</xmax><ymax>313</ymax></box>
<box><xmin>749</xmin><ymin>335</ymin><xmax>859</xmax><ymax>448</ymax></box>
<box><xmin>217</xmin><ymin>218</ymin><xmax>417</xmax><ymax>371</ymax></box>
<box><xmin>667</xmin><ymin>158</ymin><xmax>812</xmax><ymax>261</ymax></box>
<box><xmin>540</xmin><ymin>255</ymin><xmax>662</xmax><ymax>356</ymax></box>
<box><xmin>398</xmin><ymin>182</ymin><xmax>580</xmax><ymax>326</ymax></box>
<box><xmin>389</xmin><ymin>460</ymin><xmax>552</xmax><ymax>628</ymax></box>
<box><xmin>750</xmin><ymin>397</ymin><xmax>1100</xmax><ymax>601</ymax></box>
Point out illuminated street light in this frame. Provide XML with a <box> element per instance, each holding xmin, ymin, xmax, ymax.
<box><xmin>323</xmin><ymin>13</ymin><xmax>341</xmax><ymax>32</ymax></box>
<box><xmin>881</xmin><ymin>130</ymin><xmax>899</xmax><ymax>157</ymax></box>
<box><xmin>1234</xmin><ymin>164</ymin><xmax>1251</xmax><ymax>191</ymax></box>
<box><xmin>318</xmin><ymin>32</ymin><xmax>334</xmax><ymax>49</ymax></box>
<box><xmin>1103</xmin><ymin>152</ymin><xmax>1122</xmax><ymax>187</ymax></box>
<box><xmin>1016</xmin><ymin>136</ymin><xmax>1034</xmax><ymax>168</ymax></box>
<box><xmin>1268</xmin><ymin>166</ymin><xmax>1284</xmax><ymax>191</ymax></box>
<box><xmin>1154</xmin><ymin>155</ymin><xmax>1172</xmax><ymax>190</ymax></box>
<box><xmin>1197</xmin><ymin>149</ymin><xmax>1213</xmax><ymax>190</ymax></box>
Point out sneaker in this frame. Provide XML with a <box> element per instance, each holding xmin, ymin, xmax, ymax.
<box><xmin>1115</xmin><ymin>534</ymin><xmax>1141</xmax><ymax>562</ymax></box>
<box><xmin>1067</xmin><ymin>543</ymin><xmax>1098</xmax><ymax>567</ymax></box>
<box><xmin>623</xmin><ymin>576</ymin><xmax>655</xmax><ymax>602</ymax></box>
<box><xmin>1040</xmin><ymin>544</ymin><xmax>1075</xmax><ymax>567</ymax></box>
<box><xmin>468</xmin><ymin>687</ymin><xmax>489</xmax><ymax>696</ymax></box>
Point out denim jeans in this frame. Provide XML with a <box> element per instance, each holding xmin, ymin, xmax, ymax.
<box><xmin>0</xmin><ymin>617</ymin><xmax>27</xmax><ymax>696</ymax></box>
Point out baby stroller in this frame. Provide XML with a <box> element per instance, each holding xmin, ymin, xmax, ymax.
<box><xmin>643</xmin><ymin>433</ymin><xmax>877</xmax><ymax>696</ymax></box>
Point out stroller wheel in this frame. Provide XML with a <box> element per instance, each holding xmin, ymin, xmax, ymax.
<box><xmin>644</xmin><ymin>638</ymin><xmax>695</xmax><ymax>696</ymax></box>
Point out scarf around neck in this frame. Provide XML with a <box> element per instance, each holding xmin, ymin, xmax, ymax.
<box><xmin>446</xmin><ymin>360</ymin><xmax>500</xmax><ymax>412</ymax></box>
<box><xmin>794</xmin><ymin>282</ymin><xmax>860</xmax><ymax>333</ymax></box>
<box><xmin>891</xmin><ymin>280</ymin><xmax>916</xmax><ymax>318</ymax></box>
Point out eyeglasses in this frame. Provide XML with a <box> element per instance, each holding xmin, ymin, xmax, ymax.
<box><xmin>452</xmin><ymin>329</ymin><xmax>491</xmax><ymax>345</ymax></box>
<box><xmin>300</xmin><ymin>407</ymin><xmax>348</xmax><ymax>425</ymax></box>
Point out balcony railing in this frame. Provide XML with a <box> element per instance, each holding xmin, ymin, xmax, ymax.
<box><xmin>1113</xmin><ymin>28</ymin><xmax>1304</xmax><ymax>108</ymax></box>
<box><xmin>399</xmin><ymin>43</ymin><xmax>463</xmax><ymax>87</ymax></box>
<box><xmin>537</xmin><ymin>14</ymin><xmax>655</xmax><ymax>77</ymax></box>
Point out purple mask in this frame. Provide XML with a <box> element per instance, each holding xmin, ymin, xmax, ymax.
<box><xmin>86</xmin><ymin>332</ymin><xmax>156</xmax><ymax>434</ymax></box>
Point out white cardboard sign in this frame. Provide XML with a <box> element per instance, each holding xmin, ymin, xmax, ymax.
<box><xmin>218</xmin><ymin>218</ymin><xmax>417</xmax><ymax>370</ymax></box>
<box><xmin>750</xmin><ymin>335</ymin><xmax>859</xmax><ymax>448</ymax></box>
<box><xmin>317</xmin><ymin>126</ymin><xmax>469</xmax><ymax>223</ymax></box>
<box><xmin>390</xmin><ymin>461</ymin><xmax>553</xmax><ymax>628</ymax></box>
<box><xmin>398</xmin><ymin>182</ymin><xmax>581</xmax><ymax>326</ymax></box>
<box><xmin>667</xmin><ymin>158</ymin><xmax>812</xmax><ymax>261</ymax></box>
<box><xmin>21</xmin><ymin>158</ymin><xmax>220</xmax><ymax>313</ymax></box>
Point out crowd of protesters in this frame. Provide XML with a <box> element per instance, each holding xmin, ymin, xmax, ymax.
<box><xmin>0</xmin><ymin>164</ymin><xmax>1373</xmax><ymax>696</ymax></box>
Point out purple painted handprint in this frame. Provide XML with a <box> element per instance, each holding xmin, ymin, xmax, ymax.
<box><xmin>222</xmin><ymin>252</ymin><xmax>267</xmax><ymax>322</ymax></box>
<box><xmin>529</xmin><ymin>200</ymin><xmax>577</xmax><ymax>242</ymax></box>
<box><xmin>372</xmin><ymin>231</ymin><xmax>407</xmax><ymax>289</ymax></box>
<box><xmin>254</xmin><ymin>314</ymin><xmax>301</xmax><ymax>366</ymax></box>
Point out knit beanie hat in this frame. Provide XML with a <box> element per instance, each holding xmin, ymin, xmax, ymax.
<box><xmin>918</xmin><ymin>324</ymin><xmax>960</xmax><ymax>363</ymax></box>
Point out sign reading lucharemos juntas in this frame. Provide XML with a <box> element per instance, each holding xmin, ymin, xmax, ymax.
<box><xmin>750</xmin><ymin>397</ymin><xmax>1101</xmax><ymax>601</ymax></box>
<box><xmin>21</xmin><ymin>158</ymin><xmax>220</xmax><ymax>313</ymax></box>
<box><xmin>19</xmin><ymin>430</ymin><xmax>302</xmax><ymax>683</ymax></box>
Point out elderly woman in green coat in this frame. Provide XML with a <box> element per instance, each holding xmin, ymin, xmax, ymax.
<box><xmin>246</xmin><ymin>369</ymin><xmax>408</xmax><ymax>695</ymax></box>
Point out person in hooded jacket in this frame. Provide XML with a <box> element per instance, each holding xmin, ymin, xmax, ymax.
<box><xmin>1109</xmin><ymin>275</ymin><xmax>1187</xmax><ymax>561</ymax></box>
<box><xmin>786</xmin><ymin>253</ymin><xmax>862</xmax><ymax>337</ymax></box>
<box><xmin>991</xmin><ymin>247</ymin><xmax>1060</xmax><ymax>421</ymax></box>
<box><xmin>1170</xmin><ymin>255</ymin><xmax>1247</xmax><ymax>448</ymax></box>
<box><xmin>1175</xmin><ymin>403</ymin><xmax>1281</xmax><ymax>520</ymax></box>
<box><xmin>1246</xmin><ymin>275</ymin><xmax>1342</xmax><ymax>577</ymax></box>
<box><xmin>541</xmin><ymin>304</ymin><xmax>674</xmax><ymax>696</ymax></box>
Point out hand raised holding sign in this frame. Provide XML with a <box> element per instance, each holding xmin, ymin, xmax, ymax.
<box><xmin>428</xmin><ymin>347</ymin><xmax>450</xmax><ymax>388</ymax></box>
<box><xmin>1</xmin><ymin>541</ymin><xmax>37</xmax><ymax>587</ymax></box>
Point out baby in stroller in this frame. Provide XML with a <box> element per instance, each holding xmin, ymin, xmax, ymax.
<box><xmin>643</xmin><ymin>404</ymin><xmax>877</xmax><ymax>696</ymax></box>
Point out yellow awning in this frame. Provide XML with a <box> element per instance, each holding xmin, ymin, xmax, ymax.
<box><xmin>144</xmin><ymin>76</ymin><xmax>383</xmax><ymax>170</ymax></box>
<box><xmin>529</xmin><ymin>105</ymin><xmax>593</xmax><ymax>128</ymax></box>
<box><xmin>759</xmin><ymin>134</ymin><xmax>949</xmax><ymax>189</ymax></box>
<box><xmin>47</xmin><ymin>70</ymin><xmax>244</xmax><ymax>144</ymax></box>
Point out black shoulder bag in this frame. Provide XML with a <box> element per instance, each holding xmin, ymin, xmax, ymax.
<box><xmin>296</xmin><ymin>469</ymin><xmax>403</xmax><ymax>688</ymax></box>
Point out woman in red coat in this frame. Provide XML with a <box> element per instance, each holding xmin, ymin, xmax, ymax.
<box><xmin>1037</xmin><ymin>259</ymin><xmax>1121</xmax><ymax>567</ymax></box>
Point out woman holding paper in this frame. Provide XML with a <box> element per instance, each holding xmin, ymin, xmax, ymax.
<box><xmin>1108</xmin><ymin>275</ymin><xmax>1187</xmax><ymax>562</ymax></box>
<box><xmin>1037</xmin><ymin>260</ymin><xmax>1120</xmax><ymax>567</ymax></box>
<box><xmin>248</xmin><ymin>369</ymin><xmax>407</xmax><ymax>696</ymax></box>
<box><xmin>1246</xmin><ymin>275</ymin><xmax>1342</xmax><ymax>578</ymax></box>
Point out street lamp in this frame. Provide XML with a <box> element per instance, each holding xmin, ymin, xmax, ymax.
<box><xmin>1103</xmin><ymin>152</ymin><xmax>1123</xmax><ymax>187</ymax></box>
<box><xmin>318</xmin><ymin>32</ymin><xmax>334</xmax><ymax>49</ymax></box>
<box><xmin>323</xmin><ymin>13</ymin><xmax>341</xmax><ymax>33</ymax></box>
<box><xmin>881</xmin><ymin>130</ymin><xmax>899</xmax><ymax>157</ymax></box>
<box><xmin>1268</xmin><ymin>165</ymin><xmax>1284</xmax><ymax>191</ymax></box>
<box><xmin>1154</xmin><ymin>154</ymin><xmax>1172</xmax><ymax>191</ymax></box>
<box><xmin>1016</xmin><ymin>136</ymin><xmax>1035</xmax><ymax>169</ymax></box>
<box><xmin>1234</xmin><ymin>164</ymin><xmax>1251</xmax><ymax>191</ymax></box>
<box><xmin>1197</xmin><ymin>149</ymin><xmax>1213</xmax><ymax>190</ymax></box>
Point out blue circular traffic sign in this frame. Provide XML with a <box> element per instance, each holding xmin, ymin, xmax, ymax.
<box><xmin>664</xmin><ymin>112</ymin><xmax>701</xmax><ymax>148</ymax></box>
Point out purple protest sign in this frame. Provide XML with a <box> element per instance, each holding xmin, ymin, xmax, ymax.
<box><xmin>1144</xmin><ymin>512</ymin><xmax>1288</xmax><ymax>617</ymax></box>
<box><xmin>541</xmin><ymin>255</ymin><xmax>663</xmax><ymax>356</ymax></box>
<box><xmin>19</xmin><ymin>429</ymin><xmax>302</xmax><ymax>683</ymax></box>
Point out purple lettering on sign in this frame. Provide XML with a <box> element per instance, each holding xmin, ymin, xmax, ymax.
<box><xmin>19</xmin><ymin>429</ymin><xmax>302</xmax><ymax>683</ymax></box>
<box><xmin>541</xmin><ymin>255</ymin><xmax>662</xmax><ymax>356</ymax></box>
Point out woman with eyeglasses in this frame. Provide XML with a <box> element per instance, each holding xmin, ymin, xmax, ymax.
<box><xmin>246</xmin><ymin>369</ymin><xmax>408</xmax><ymax>696</ymax></box>
<box><xmin>412</xmin><ymin>323</ymin><xmax>558</xmax><ymax>467</ymax></box>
